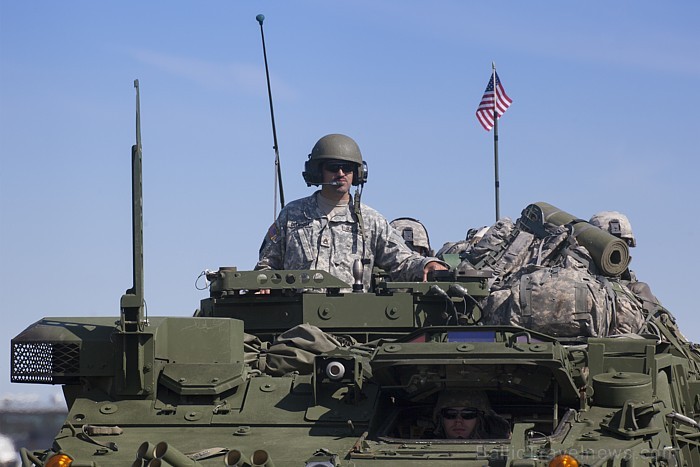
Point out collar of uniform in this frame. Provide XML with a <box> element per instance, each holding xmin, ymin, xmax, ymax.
<box><xmin>312</xmin><ymin>191</ymin><xmax>355</xmax><ymax>223</ymax></box>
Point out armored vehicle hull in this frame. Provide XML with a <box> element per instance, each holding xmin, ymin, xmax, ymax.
<box><xmin>10</xmin><ymin>83</ymin><xmax>700</xmax><ymax>467</ymax></box>
<box><xmin>11</xmin><ymin>269</ymin><xmax>700</xmax><ymax>466</ymax></box>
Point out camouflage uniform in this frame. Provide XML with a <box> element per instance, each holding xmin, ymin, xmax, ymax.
<box><xmin>256</xmin><ymin>191</ymin><xmax>440</xmax><ymax>291</ymax></box>
<box><xmin>589</xmin><ymin>211</ymin><xmax>661</xmax><ymax>312</ymax></box>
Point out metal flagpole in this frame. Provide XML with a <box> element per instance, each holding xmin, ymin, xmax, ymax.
<box><xmin>492</xmin><ymin>62</ymin><xmax>500</xmax><ymax>221</ymax></box>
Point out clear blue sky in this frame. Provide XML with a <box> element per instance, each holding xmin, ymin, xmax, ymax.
<box><xmin>1</xmin><ymin>1</ymin><xmax>699</xmax><ymax>400</ymax></box>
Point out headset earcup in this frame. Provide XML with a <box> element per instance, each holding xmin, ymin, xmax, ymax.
<box><xmin>303</xmin><ymin>159</ymin><xmax>322</xmax><ymax>186</ymax></box>
<box><xmin>353</xmin><ymin>161</ymin><xmax>368</xmax><ymax>186</ymax></box>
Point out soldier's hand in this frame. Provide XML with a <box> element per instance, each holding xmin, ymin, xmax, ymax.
<box><xmin>423</xmin><ymin>261</ymin><xmax>448</xmax><ymax>281</ymax></box>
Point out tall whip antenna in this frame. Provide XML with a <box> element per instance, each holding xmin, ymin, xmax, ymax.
<box><xmin>256</xmin><ymin>14</ymin><xmax>285</xmax><ymax>220</ymax></box>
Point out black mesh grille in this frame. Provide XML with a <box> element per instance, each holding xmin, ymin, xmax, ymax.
<box><xmin>11</xmin><ymin>342</ymin><xmax>80</xmax><ymax>384</ymax></box>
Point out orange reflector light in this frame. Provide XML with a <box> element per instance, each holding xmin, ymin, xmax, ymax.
<box><xmin>45</xmin><ymin>453</ymin><xmax>73</xmax><ymax>467</ymax></box>
<box><xmin>549</xmin><ymin>454</ymin><xmax>579</xmax><ymax>467</ymax></box>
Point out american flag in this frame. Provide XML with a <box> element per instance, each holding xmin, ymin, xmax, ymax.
<box><xmin>475</xmin><ymin>72</ymin><xmax>512</xmax><ymax>131</ymax></box>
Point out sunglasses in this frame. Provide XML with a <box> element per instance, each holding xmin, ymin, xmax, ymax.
<box><xmin>323</xmin><ymin>162</ymin><xmax>355</xmax><ymax>173</ymax></box>
<box><xmin>441</xmin><ymin>408</ymin><xmax>479</xmax><ymax>420</ymax></box>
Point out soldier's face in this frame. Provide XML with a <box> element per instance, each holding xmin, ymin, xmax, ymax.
<box><xmin>321</xmin><ymin>160</ymin><xmax>354</xmax><ymax>198</ymax></box>
<box><xmin>441</xmin><ymin>407</ymin><xmax>479</xmax><ymax>439</ymax></box>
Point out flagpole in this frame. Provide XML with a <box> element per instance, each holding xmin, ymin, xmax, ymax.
<box><xmin>492</xmin><ymin>62</ymin><xmax>500</xmax><ymax>221</ymax></box>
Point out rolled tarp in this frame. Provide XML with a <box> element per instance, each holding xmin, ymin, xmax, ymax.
<box><xmin>521</xmin><ymin>202</ymin><xmax>630</xmax><ymax>277</ymax></box>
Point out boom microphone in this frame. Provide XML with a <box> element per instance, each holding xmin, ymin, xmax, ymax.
<box><xmin>319</xmin><ymin>181</ymin><xmax>341</xmax><ymax>186</ymax></box>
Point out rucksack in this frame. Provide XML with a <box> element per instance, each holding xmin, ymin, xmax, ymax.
<box><xmin>441</xmin><ymin>203</ymin><xmax>646</xmax><ymax>338</ymax></box>
<box><xmin>459</xmin><ymin>218</ymin><xmax>573</xmax><ymax>288</ymax></box>
<box><xmin>482</xmin><ymin>253</ymin><xmax>645</xmax><ymax>338</ymax></box>
<box><xmin>483</xmin><ymin>260</ymin><xmax>609</xmax><ymax>337</ymax></box>
<box><xmin>463</xmin><ymin>219</ymin><xmax>531</xmax><ymax>273</ymax></box>
<box><xmin>603</xmin><ymin>278</ymin><xmax>647</xmax><ymax>335</ymax></box>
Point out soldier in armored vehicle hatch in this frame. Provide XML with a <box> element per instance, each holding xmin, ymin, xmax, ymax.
<box><xmin>255</xmin><ymin>134</ymin><xmax>447</xmax><ymax>291</ymax></box>
<box><xmin>428</xmin><ymin>390</ymin><xmax>511</xmax><ymax>440</ymax></box>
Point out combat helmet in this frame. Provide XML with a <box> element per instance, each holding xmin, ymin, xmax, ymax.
<box><xmin>390</xmin><ymin>217</ymin><xmax>432</xmax><ymax>256</ymax></box>
<box><xmin>302</xmin><ymin>134</ymin><xmax>368</xmax><ymax>187</ymax></box>
<box><xmin>589</xmin><ymin>211</ymin><xmax>636</xmax><ymax>247</ymax></box>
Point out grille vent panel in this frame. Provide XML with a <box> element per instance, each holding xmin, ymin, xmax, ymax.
<box><xmin>11</xmin><ymin>342</ymin><xmax>80</xmax><ymax>384</ymax></box>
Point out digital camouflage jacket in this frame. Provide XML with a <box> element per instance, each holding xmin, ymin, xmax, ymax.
<box><xmin>255</xmin><ymin>191</ymin><xmax>439</xmax><ymax>291</ymax></box>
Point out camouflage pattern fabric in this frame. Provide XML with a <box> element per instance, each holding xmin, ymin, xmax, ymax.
<box><xmin>390</xmin><ymin>217</ymin><xmax>431</xmax><ymax>252</ymax></box>
<box><xmin>482</xmin><ymin>260</ymin><xmax>611</xmax><ymax>337</ymax></box>
<box><xmin>482</xmin><ymin>250</ymin><xmax>645</xmax><ymax>337</ymax></box>
<box><xmin>256</xmin><ymin>191</ymin><xmax>442</xmax><ymax>291</ymax></box>
<box><xmin>436</xmin><ymin>240</ymin><xmax>469</xmax><ymax>259</ymax></box>
<box><xmin>435</xmin><ymin>225</ymin><xmax>490</xmax><ymax>259</ymax></box>
<box><xmin>454</xmin><ymin>218</ymin><xmax>570</xmax><ymax>290</ymax></box>
<box><xmin>604</xmin><ymin>278</ymin><xmax>646</xmax><ymax>335</ymax></box>
<box><xmin>441</xmin><ymin>208</ymin><xmax>648</xmax><ymax>338</ymax></box>
<box><xmin>462</xmin><ymin>218</ymin><xmax>535</xmax><ymax>286</ymax></box>
<box><xmin>589</xmin><ymin>211</ymin><xmax>636</xmax><ymax>247</ymax></box>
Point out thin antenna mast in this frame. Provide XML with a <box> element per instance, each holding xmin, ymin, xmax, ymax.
<box><xmin>256</xmin><ymin>14</ymin><xmax>285</xmax><ymax>220</ymax></box>
<box><xmin>120</xmin><ymin>79</ymin><xmax>145</xmax><ymax>333</ymax></box>
<box><xmin>118</xmin><ymin>79</ymin><xmax>147</xmax><ymax>395</ymax></box>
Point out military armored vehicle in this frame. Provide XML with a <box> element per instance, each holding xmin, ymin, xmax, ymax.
<box><xmin>10</xmin><ymin>82</ymin><xmax>700</xmax><ymax>467</ymax></box>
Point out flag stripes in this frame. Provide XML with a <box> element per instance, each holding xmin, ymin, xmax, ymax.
<box><xmin>476</xmin><ymin>72</ymin><xmax>512</xmax><ymax>131</ymax></box>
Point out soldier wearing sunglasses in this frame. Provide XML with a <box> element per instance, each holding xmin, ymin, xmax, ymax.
<box><xmin>256</xmin><ymin>134</ymin><xmax>447</xmax><ymax>291</ymax></box>
<box><xmin>432</xmin><ymin>390</ymin><xmax>511</xmax><ymax>439</ymax></box>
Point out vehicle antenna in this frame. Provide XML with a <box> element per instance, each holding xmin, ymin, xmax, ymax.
<box><xmin>256</xmin><ymin>14</ymin><xmax>285</xmax><ymax>220</ymax></box>
<box><xmin>120</xmin><ymin>79</ymin><xmax>145</xmax><ymax>334</ymax></box>
<box><xmin>118</xmin><ymin>79</ymin><xmax>148</xmax><ymax>395</ymax></box>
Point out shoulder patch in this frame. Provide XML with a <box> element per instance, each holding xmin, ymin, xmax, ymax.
<box><xmin>266</xmin><ymin>223</ymin><xmax>279</xmax><ymax>243</ymax></box>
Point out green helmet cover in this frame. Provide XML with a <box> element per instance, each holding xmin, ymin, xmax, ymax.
<box><xmin>302</xmin><ymin>134</ymin><xmax>367</xmax><ymax>186</ymax></box>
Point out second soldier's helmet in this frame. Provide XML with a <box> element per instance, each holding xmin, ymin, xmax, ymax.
<box><xmin>390</xmin><ymin>217</ymin><xmax>432</xmax><ymax>256</ymax></box>
<box><xmin>302</xmin><ymin>134</ymin><xmax>368</xmax><ymax>187</ymax></box>
<box><xmin>589</xmin><ymin>211</ymin><xmax>636</xmax><ymax>247</ymax></box>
